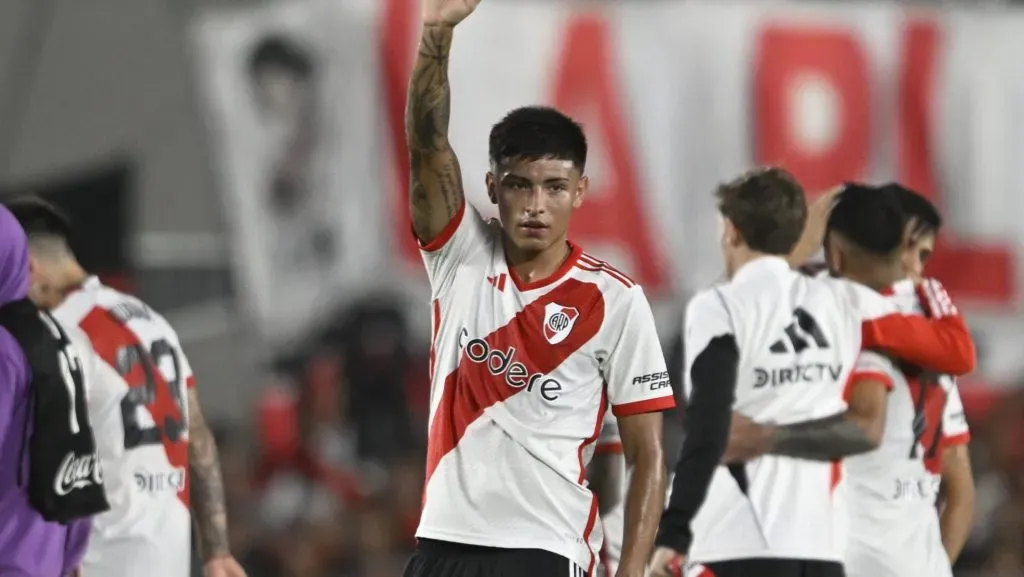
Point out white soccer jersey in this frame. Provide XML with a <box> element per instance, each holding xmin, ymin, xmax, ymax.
<box><xmin>843</xmin><ymin>350</ymin><xmax>952</xmax><ymax>577</ymax></box>
<box><xmin>595</xmin><ymin>412</ymin><xmax>626</xmax><ymax>577</ymax></box>
<box><xmin>53</xmin><ymin>277</ymin><xmax>192</xmax><ymax>577</ymax></box>
<box><xmin>416</xmin><ymin>203</ymin><xmax>675</xmax><ymax>572</ymax></box>
<box><xmin>682</xmin><ymin>258</ymin><xmax>968</xmax><ymax>564</ymax></box>
<box><xmin>883</xmin><ymin>279</ymin><xmax>972</xmax><ymax>481</ymax></box>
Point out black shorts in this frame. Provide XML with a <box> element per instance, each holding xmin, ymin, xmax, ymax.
<box><xmin>405</xmin><ymin>539</ymin><xmax>588</xmax><ymax>577</ymax></box>
<box><xmin>699</xmin><ymin>558</ymin><xmax>844</xmax><ymax>577</ymax></box>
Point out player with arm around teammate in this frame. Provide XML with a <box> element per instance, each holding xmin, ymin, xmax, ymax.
<box><xmin>720</xmin><ymin>184</ymin><xmax>976</xmax><ymax>577</ymax></box>
<box><xmin>650</xmin><ymin>171</ymin><xmax>975</xmax><ymax>577</ymax></box>
<box><xmin>404</xmin><ymin>1</ymin><xmax>673</xmax><ymax>576</ymax></box>
<box><xmin>6</xmin><ymin>197</ymin><xmax>245</xmax><ymax>577</ymax></box>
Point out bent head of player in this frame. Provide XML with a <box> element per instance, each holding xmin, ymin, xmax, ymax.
<box><xmin>823</xmin><ymin>184</ymin><xmax>905</xmax><ymax>290</ymax></box>
<box><xmin>486</xmin><ymin>106</ymin><xmax>588</xmax><ymax>263</ymax></box>
<box><xmin>714</xmin><ymin>166</ymin><xmax>806</xmax><ymax>278</ymax></box>
<box><xmin>885</xmin><ymin>183</ymin><xmax>941</xmax><ymax>281</ymax></box>
<box><xmin>4</xmin><ymin>196</ymin><xmax>87</xmax><ymax>311</ymax></box>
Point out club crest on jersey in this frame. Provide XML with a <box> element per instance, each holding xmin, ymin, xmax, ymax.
<box><xmin>543</xmin><ymin>303</ymin><xmax>579</xmax><ymax>345</ymax></box>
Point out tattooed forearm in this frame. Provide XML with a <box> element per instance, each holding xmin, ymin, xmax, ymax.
<box><xmin>406</xmin><ymin>24</ymin><xmax>465</xmax><ymax>242</ymax></box>
<box><xmin>766</xmin><ymin>413</ymin><xmax>878</xmax><ymax>461</ymax></box>
<box><xmin>187</xmin><ymin>391</ymin><xmax>230</xmax><ymax>560</ymax></box>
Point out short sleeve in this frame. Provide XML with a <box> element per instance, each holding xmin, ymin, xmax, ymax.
<box><xmin>682</xmin><ymin>289</ymin><xmax>734</xmax><ymax>400</ymax></box>
<box><xmin>941</xmin><ymin>379</ymin><xmax>970</xmax><ymax>446</ymax></box>
<box><xmin>602</xmin><ymin>286</ymin><xmax>675</xmax><ymax>417</ymax></box>
<box><xmin>595</xmin><ymin>410</ymin><xmax>622</xmax><ymax>454</ymax></box>
<box><xmin>846</xmin><ymin>350</ymin><xmax>896</xmax><ymax>399</ymax></box>
<box><xmin>418</xmin><ymin>201</ymin><xmax>493</xmax><ymax>296</ymax></box>
<box><xmin>851</xmin><ymin>350</ymin><xmax>896</xmax><ymax>389</ymax></box>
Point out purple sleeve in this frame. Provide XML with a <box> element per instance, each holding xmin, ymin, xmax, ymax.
<box><xmin>62</xmin><ymin>518</ymin><xmax>92</xmax><ymax>575</ymax></box>
<box><xmin>0</xmin><ymin>331</ymin><xmax>26</xmax><ymax>450</ymax></box>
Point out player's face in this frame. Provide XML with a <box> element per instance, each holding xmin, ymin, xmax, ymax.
<box><xmin>901</xmin><ymin>227</ymin><xmax>936</xmax><ymax>282</ymax></box>
<box><xmin>487</xmin><ymin>158</ymin><xmax>586</xmax><ymax>254</ymax></box>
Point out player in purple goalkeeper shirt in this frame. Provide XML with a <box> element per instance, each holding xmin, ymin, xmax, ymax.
<box><xmin>0</xmin><ymin>204</ymin><xmax>91</xmax><ymax>576</ymax></box>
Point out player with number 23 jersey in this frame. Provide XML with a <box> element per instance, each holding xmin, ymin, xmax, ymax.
<box><xmin>54</xmin><ymin>276</ymin><xmax>193</xmax><ymax>577</ymax></box>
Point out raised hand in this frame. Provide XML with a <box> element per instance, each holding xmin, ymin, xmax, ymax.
<box><xmin>788</xmin><ymin>185</ymin><xmax>842</xmax><ymax>267</ymax></box>
<box><xmin>422</xmin><ymin>0</ymin><xmax>482</xmax><ymax>27</ymax></box>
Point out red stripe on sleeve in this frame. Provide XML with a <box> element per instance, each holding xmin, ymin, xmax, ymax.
<box><xmin>416</xmin><ymin>200</ymin><xmax>467</xmax><ymax>252</ymax></box>
<box><xmin>611</xmin><ymin>395</ymin><xmax>676</xmax><ymax>417</ymax></box>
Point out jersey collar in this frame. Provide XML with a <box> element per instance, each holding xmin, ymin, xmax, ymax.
<box><xmin>506</xmin><ymin>241</ymin><xmax>583</xmax><ymax>292</ymax></box>
<box><xmin>731</xmin><ymin>255</ymin><xmax>790</xmax><ymax>284</ymax></box>
<box><xmin>883</xmin><ymin>278</ymin><xmax>915</xmax><ymax>296</ymax></box>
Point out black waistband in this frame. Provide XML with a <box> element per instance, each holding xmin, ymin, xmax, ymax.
<box><xmin>417</xmin><ymin>539</ymin><xmax>509</xmax><ymax>557</ymax></box>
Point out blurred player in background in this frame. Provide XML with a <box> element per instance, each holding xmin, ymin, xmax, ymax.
<box><xmin>248</xmin><ymin>33</ymin><xmax>335</xmax><ymax>274</ymax></box>
<box><xmin>7</xmin><ymin>197</ymin><xmax>246</xmax><ymax>577</ymax></box>
<box><xmin>888</xmin><ymin>184</ymin><xmax>975</xmax><ymax>564</ymax></box>
<box><xmin>651</xmin><ymin>173</ymin><xmax>975</xmax><ymax>577</ymax></box>
<box><xmin>403</xmin><ymin>0</ymin><xmax>674</xmax><ymax>575</ymax></box>
<box><xmin>0</xmin><ymin>204</ymin><xmax>108</xmax><ymax>576</ymax></box>
<box><xmin>720</xmin><ymin>184</ymin><xmax>976</xmax><ymax>577</ymax></box>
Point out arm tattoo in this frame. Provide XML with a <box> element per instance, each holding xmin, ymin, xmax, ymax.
<box><xmin>187</xmin><ymin>390</ymin><xmax>230</xmax><ymax>560</ymax></box>
<box><xmin>767</xmin><ymin>413</ymin><xmax>877</xmax><ymax>461</ymax></box>
<box><xmin>406</xmin><ymin>24</ymin><xmax>465</xmax><ymax>241</ymax></box>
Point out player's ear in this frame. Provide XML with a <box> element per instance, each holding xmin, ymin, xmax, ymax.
<box><xmin>572</xmin><ymin>175</ymin><xmax>588</xmax><ymax>209</ymax></box>
<box><xmin>485</xmin><ymin>172</ymin><xmax>497</xmax><ymax>204</ymax></box>
<box><xmin>722</xmin><ymin>217</ymin><xmax>741</xmax><ymax>248</ymax></box>
<box><xmin>27</xmin><ymin>255</ymin><xmax>42</xmax><ymax>282</ymax></box>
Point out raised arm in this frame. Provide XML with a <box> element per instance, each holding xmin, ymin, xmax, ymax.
<box><xmin>406</xmin><ymin>0</ymin><xmax>481</xmax><ymax>243</ymax></box>
<box><xmin>860</xmin><ymin>279</ymin><xmax>975</xmax><ymax>376</ymax></box>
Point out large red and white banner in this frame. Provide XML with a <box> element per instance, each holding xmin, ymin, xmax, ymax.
<box><xmin>194</xmin><ymin>0</ymin><xmax>1024</xmax><ymax>379</ymax></box>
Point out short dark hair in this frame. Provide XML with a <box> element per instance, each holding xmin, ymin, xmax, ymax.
<box><xmin>4</xmin><ymin>195</ymin><xmax>72</xmax><ymax>240</ymax></box>
<box><xmin>884</xmin><ymin>183</ymin><xmax>942</xmax><ymax>237</ymax></box>
<box><xmin>715</xmin><ymin>166</ymin><xmax>807</xmax><ymax>255</ymax></box>
<box><xmin>826</xmin><ymin>184</ymin><xmax>905</xmax><ymax>255</ymax></box>
<box><xmin>488</xmin><ymin>106</ymin><xmax>587</xmax><ymax>170</ymax></box>
<box><xmin>248</xmin><ymin>34</ymin><xmax>315</xmax><ymax>82</ymax></box>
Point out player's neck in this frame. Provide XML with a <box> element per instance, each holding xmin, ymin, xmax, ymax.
<box><xmin>504</xmin><ymin>237</ymin><xmax>573</xmax><ymax>285</ymax></box>
<box><xmin>844</xmin><ymin>267</ymin><xmax>892</xmax><ymax>292</ymax></box>
<box><xmin>727</xmin><ymin>248</ymin><xmax>773</xmax><ymax>279</ymax></box>
<box><xmin>55</xmin><ymin>261</ymin><xmax>90</xmax><ymax>296</ymax></box>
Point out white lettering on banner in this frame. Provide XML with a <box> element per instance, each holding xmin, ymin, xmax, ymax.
<box><xmin>753</xmin><ymin>18</ymin><xmax>1015</xmax><ymax>305</ymax></box>
<box><xmin>54</xmin><ymin>452</ymin><xmax>103</xmax><ymax>496</ymax></box>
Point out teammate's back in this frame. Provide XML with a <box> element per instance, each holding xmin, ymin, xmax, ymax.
<box><xmin>686</xmin><ymin>258</ymin><xmax>861</xmax><ymax>562</ymax></box>
<box><xmin>6</xmin><ymin>195</ymin><xmax>245</xmax><ymax>577</ymax></box>
<box><xmin>54</xmin><ymin>277</ymin><xmax>193</xmax><ymax>576</ymax></box>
